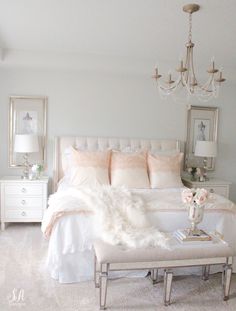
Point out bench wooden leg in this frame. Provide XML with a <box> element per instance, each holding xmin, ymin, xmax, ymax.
<box><xmin>94</xmin><ymin>255</ymin><xmax>100</xmax><ymax>288</ymax></box>
<box><xmin>202</xmin><ymin>265</ymin><xmax>210</xmax><ymax>281</ymax></box>
<box><xmin>100</xmin><ymin>263</ymin><xmax>109</xmax><ymax>310</ymax></box>
<box><xmin>150</xmin><ymin>269</ymin><xmax>159</xmax><ymax>284</ymax></box>
<box><xmin>163</xmin><ymin>269</ymin><xmax>173</xmax><ymax>306</ymax></box>
<box><xmin>222</xmin><ymin>263</ymin><xmax>232</xmax><ymax>301</ymax></box>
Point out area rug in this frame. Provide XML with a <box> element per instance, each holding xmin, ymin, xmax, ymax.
<box><xmin>0</xmin><ymin>223</ymin><xmax>235</xmax><ymax>311</ymax></box>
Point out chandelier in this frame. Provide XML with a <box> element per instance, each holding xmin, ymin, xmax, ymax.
<box><xmin>152</xmin><ymin>3</ymin><xmax>226</xmax><ymax>102</ymax></box>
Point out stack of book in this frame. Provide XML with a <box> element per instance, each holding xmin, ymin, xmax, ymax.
<box><xmin>174</xmin><ymin>229</ymin><xmax>212</xmax><ymax>243</ymax></box>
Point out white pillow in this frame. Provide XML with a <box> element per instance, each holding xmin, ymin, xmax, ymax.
<box><xmin>111</xmin><ymin>151</ymin><xmax>150</xmax><ymax>189</ymax></box>
<box><xmin>148</xmin><ymin>153</ymin><xmax>183</xmax><ymax>189</ymax></box>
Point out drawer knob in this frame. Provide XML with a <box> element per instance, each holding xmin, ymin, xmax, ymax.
<box><xmin>21</xmin><ymin>211</ymin><xmax>26</xmax><ymax>216</ymax></box>
<box><xmin>21</xmin><ymin>188</ymin><xmax>26</xmax><ymax>193</ymax></box>
<box><xmin>210</xmin><ymin>188</ymin><xmax>214</xmax><ymax>193</ymax></box>
<box><xmin>21</xmin><ymin>200</ymin><xmax>26</xmax><ymax>205</ymax></box>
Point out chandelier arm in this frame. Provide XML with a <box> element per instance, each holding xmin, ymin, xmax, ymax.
<box><xmin>158</xmin><ymin>77</ymin><xmax>182</xmax><ymax>92</ymax></box>
<box><xmin>182</xmin><ymin>75</ymin><xmax>193</xmax><ymax>96</ymax></box>
<box><xmin>181</xmin><ymin>72</ymin><xmax>186</xmax><ymax>86</ymax></box>
<box><xmin>197</xmin><ymin>75</ymin><xmax>215</xmax><ymax>93</ymax></box>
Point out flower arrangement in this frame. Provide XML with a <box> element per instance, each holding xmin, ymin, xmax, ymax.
<box><xmin>182</xmin><ymin>188</ymin><xmax>209</xmax><ymax>235</ymax></box>
<box><xmin>31</xmin><ymin>164</ymin><xmax>43</xmax><ymax>179</ymax></box>
<box><xmin>182</xmin><ymin>188</ymin><xmax>208</xmax><ymax>206</ymax></box>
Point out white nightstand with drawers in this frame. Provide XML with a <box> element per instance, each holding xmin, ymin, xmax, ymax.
<box><xmin>182</xmin><ymin>176</ymin><xmax>231</xmax><ymax>199</ymax></box>
<box><xmin>0</xmin><ymin>176</ymin><xmax>49</xmax><ymax>230</ymax></box>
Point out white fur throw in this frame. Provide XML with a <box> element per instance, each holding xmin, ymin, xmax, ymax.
<box><xmin>42</xmin><ymin>186</ymin><xmax>170</xmax><ymax>249</ymax></box>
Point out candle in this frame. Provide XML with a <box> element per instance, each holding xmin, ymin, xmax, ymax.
<box><xmin>211</xmin><ymin>56</ymin><xmax>215</xmax><ymax>70</ymax></box>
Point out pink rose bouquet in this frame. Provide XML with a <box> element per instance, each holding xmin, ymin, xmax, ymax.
<box><xmin>182</xmin><ymin>188</ymin><xmax>208</xmax><ymax>206</ymax></box>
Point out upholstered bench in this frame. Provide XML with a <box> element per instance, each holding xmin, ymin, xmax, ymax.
<box><xmin>93</xmin><ymin>239</ymin><xmax>233</xmax><ymax>309</ymax></box>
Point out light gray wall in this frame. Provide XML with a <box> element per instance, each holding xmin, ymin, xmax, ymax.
<box><xmin>0</xmin><ymin>68</ymin><xmax>235</xmax><ymax>201</ymax></box>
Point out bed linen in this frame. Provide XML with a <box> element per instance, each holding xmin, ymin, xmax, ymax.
<box><xmin>44</xmin><ymin>184</ymin><xmax>236</xmax><ymax>283</ymax></box>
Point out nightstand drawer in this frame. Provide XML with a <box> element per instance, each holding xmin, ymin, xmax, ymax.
<box><xmin>4</xmin><ymin>184</ymin><xmax>43</xmax><ymax>196</ymax></box>
<box><xmin>5</xmin><ymin>197</ymin><xmax>43</xmax><ymax>209</ymax></box>
<box><xmin>5</xmin><ymin>209</ymin><xmax>43</xmax><ymax>220</ymax></box>
<box><xmin>204</xmin><ymin>186</ymin><xmax>228</xmax><ymax>197</ymax></box>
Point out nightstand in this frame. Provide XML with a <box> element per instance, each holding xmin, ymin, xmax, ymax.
<box><xmin>182</xmin><ymin>176</ymin><xmax>231</xmax><ymax>199</ymax></box>
<box><xmin>0</xmin><ymin>176</ymin><xmax>49</xmax><ymax>230</ymax></box>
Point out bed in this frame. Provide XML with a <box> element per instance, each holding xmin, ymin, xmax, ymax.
<box><xmin>43</xmin><ymin>136</ymin><xmax>236</xmax><ymax>283</ymax></box>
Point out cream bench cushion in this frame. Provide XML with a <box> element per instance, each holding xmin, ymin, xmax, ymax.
<box><xmin>94</xmin><ymin>239</ymin><xmax>233</xmax><ymax>264</ymax></box>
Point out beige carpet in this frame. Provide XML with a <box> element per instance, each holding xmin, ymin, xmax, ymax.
<box><xmin>0</xmin><ymin>223</ymin><xmax>235</xmax><ymax>311</ymax></box>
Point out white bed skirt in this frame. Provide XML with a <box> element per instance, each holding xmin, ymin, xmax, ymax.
<box><xmin>46</xmin><ymin>210</ymin><xmax>236</xmax><ymax>283</ymax></box>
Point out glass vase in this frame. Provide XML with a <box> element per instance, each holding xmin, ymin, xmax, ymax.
<box><xmin>188</xmin><ymin>203</ymin><xmax>204</xmax><ymax>236</ymax></box>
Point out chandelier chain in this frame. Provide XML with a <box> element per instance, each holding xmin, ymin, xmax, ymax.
<box><xmin>188</xmin><ymin>13</ymin><xmax>192</xmax><ymax>42</ymax></box>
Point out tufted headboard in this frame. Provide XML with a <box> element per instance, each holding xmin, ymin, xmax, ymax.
<box><xmin>53</xmin><ymin>136</ymin><xmax>181</xmax><ymax>192</ymax></box>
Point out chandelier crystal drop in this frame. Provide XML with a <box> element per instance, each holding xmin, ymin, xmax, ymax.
<box><xmin>152</xmin><ymin>3</ymin><xmax>226</xmax><ymax>102</ymax></box>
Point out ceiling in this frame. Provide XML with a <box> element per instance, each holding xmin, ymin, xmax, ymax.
<box><xmin>0</xmin><ymin>0</ymin><xmax>235</xmax><ymax>79</ymax></box>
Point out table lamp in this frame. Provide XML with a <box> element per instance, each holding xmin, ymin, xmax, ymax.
<box><xmin>194</xmin><ymin>140</ymin><xmax>217</xmax><ymax>181</ymax></box>
<box><xmin>14</xmin><ymin>134</ymin><xmax>39</xmax><ymax>179</ymax></box>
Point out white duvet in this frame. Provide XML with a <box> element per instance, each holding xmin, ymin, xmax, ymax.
<box><xmin>42</xmin><ymin>185</ymin><xmax>235</xmax><ymax>246</ymax></box>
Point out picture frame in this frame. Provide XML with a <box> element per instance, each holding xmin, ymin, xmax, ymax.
<box><xmin>185</xmin><ymin>105</ymin><xmax>218</xmax><ymax>170</ymax></box>
<box><xmin>9</xmin><ymin>96</ymin><xmax>47</xmax><ymax>168</ymax></box>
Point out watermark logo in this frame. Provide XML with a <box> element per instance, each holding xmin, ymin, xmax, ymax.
<box><xmin>8</xmin><ymin>288</ymin><xmax>25</xmax><ymax>307</ymax></box>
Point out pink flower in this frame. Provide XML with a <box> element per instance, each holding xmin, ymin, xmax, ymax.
<box><xmin>194</xmin><ymin>188</ymin><xmax>208</xmax><ymax>205</ymax></box>
<box><xmin>182</xmin><ymin>189</ymin><xmax>193</xmax><ymax>204</ymax></box>
<box><xmin>200</xmin><ymin>188</ymin><xmax>208</xmax><ymax>198</ymax></box>
<box><xmin>195</xmin><ymin>195</ymin><xmax>206</xmax><ymax>205</ymax></box>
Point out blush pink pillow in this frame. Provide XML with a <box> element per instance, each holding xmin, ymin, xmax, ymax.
<box><xmin>148</xmin><ymin>153</ymin><xmax>183</xmax><ymax>189</ymax></box>
<box><xmin>111</xmin><ymin>151</ymin><xmax>150</xmax><ymax>188</ymax></box>
<box><xmin>66</xmin><ymin>147</ymin><xmax>111</xmax><ymax>187</ymax></box>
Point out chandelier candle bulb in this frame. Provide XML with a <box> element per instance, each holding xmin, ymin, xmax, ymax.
<box><xmin>176</xmin><ymin>60</ymin><xmax>187</xmax><ymax>73</ymax></box>
<box><xmin>152</xmin><ymin>66</ymin><xmax>161</xmax><ymax>80</ymax></box>
<box><xmin>207</xmin><ymin>58</ymin><xmax>218</xmax><ymax>74</ymax></box>
<box><xmin>216</xmin><ymin>71</ymin><xmax>226</xmax><ymax>83</ymax></box>
<box><xmin>166</xmin><ymin>72</ymin><xmax>174</xmax><ymax>84</ymax></box>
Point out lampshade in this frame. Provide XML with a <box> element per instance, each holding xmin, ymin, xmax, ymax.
<box><xmin>195</xmin><ymin>140</ymin><xmax>217</xmax><ymax>157</ymax></box>
<box><xmin>14</xmin><ymin>134</ymin><xmax>39</xmax><ymax>153</ymax></box>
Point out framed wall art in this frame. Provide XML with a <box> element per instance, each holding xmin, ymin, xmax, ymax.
<box><xmin>185</xmin><ymin>105</ymin><xmax>218</xmax><ymax>170</ymax></box>
<box><xmin>9</xmin><ymin>96</ymin><xmax>47</xmax><ymax>168</ymax></box>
